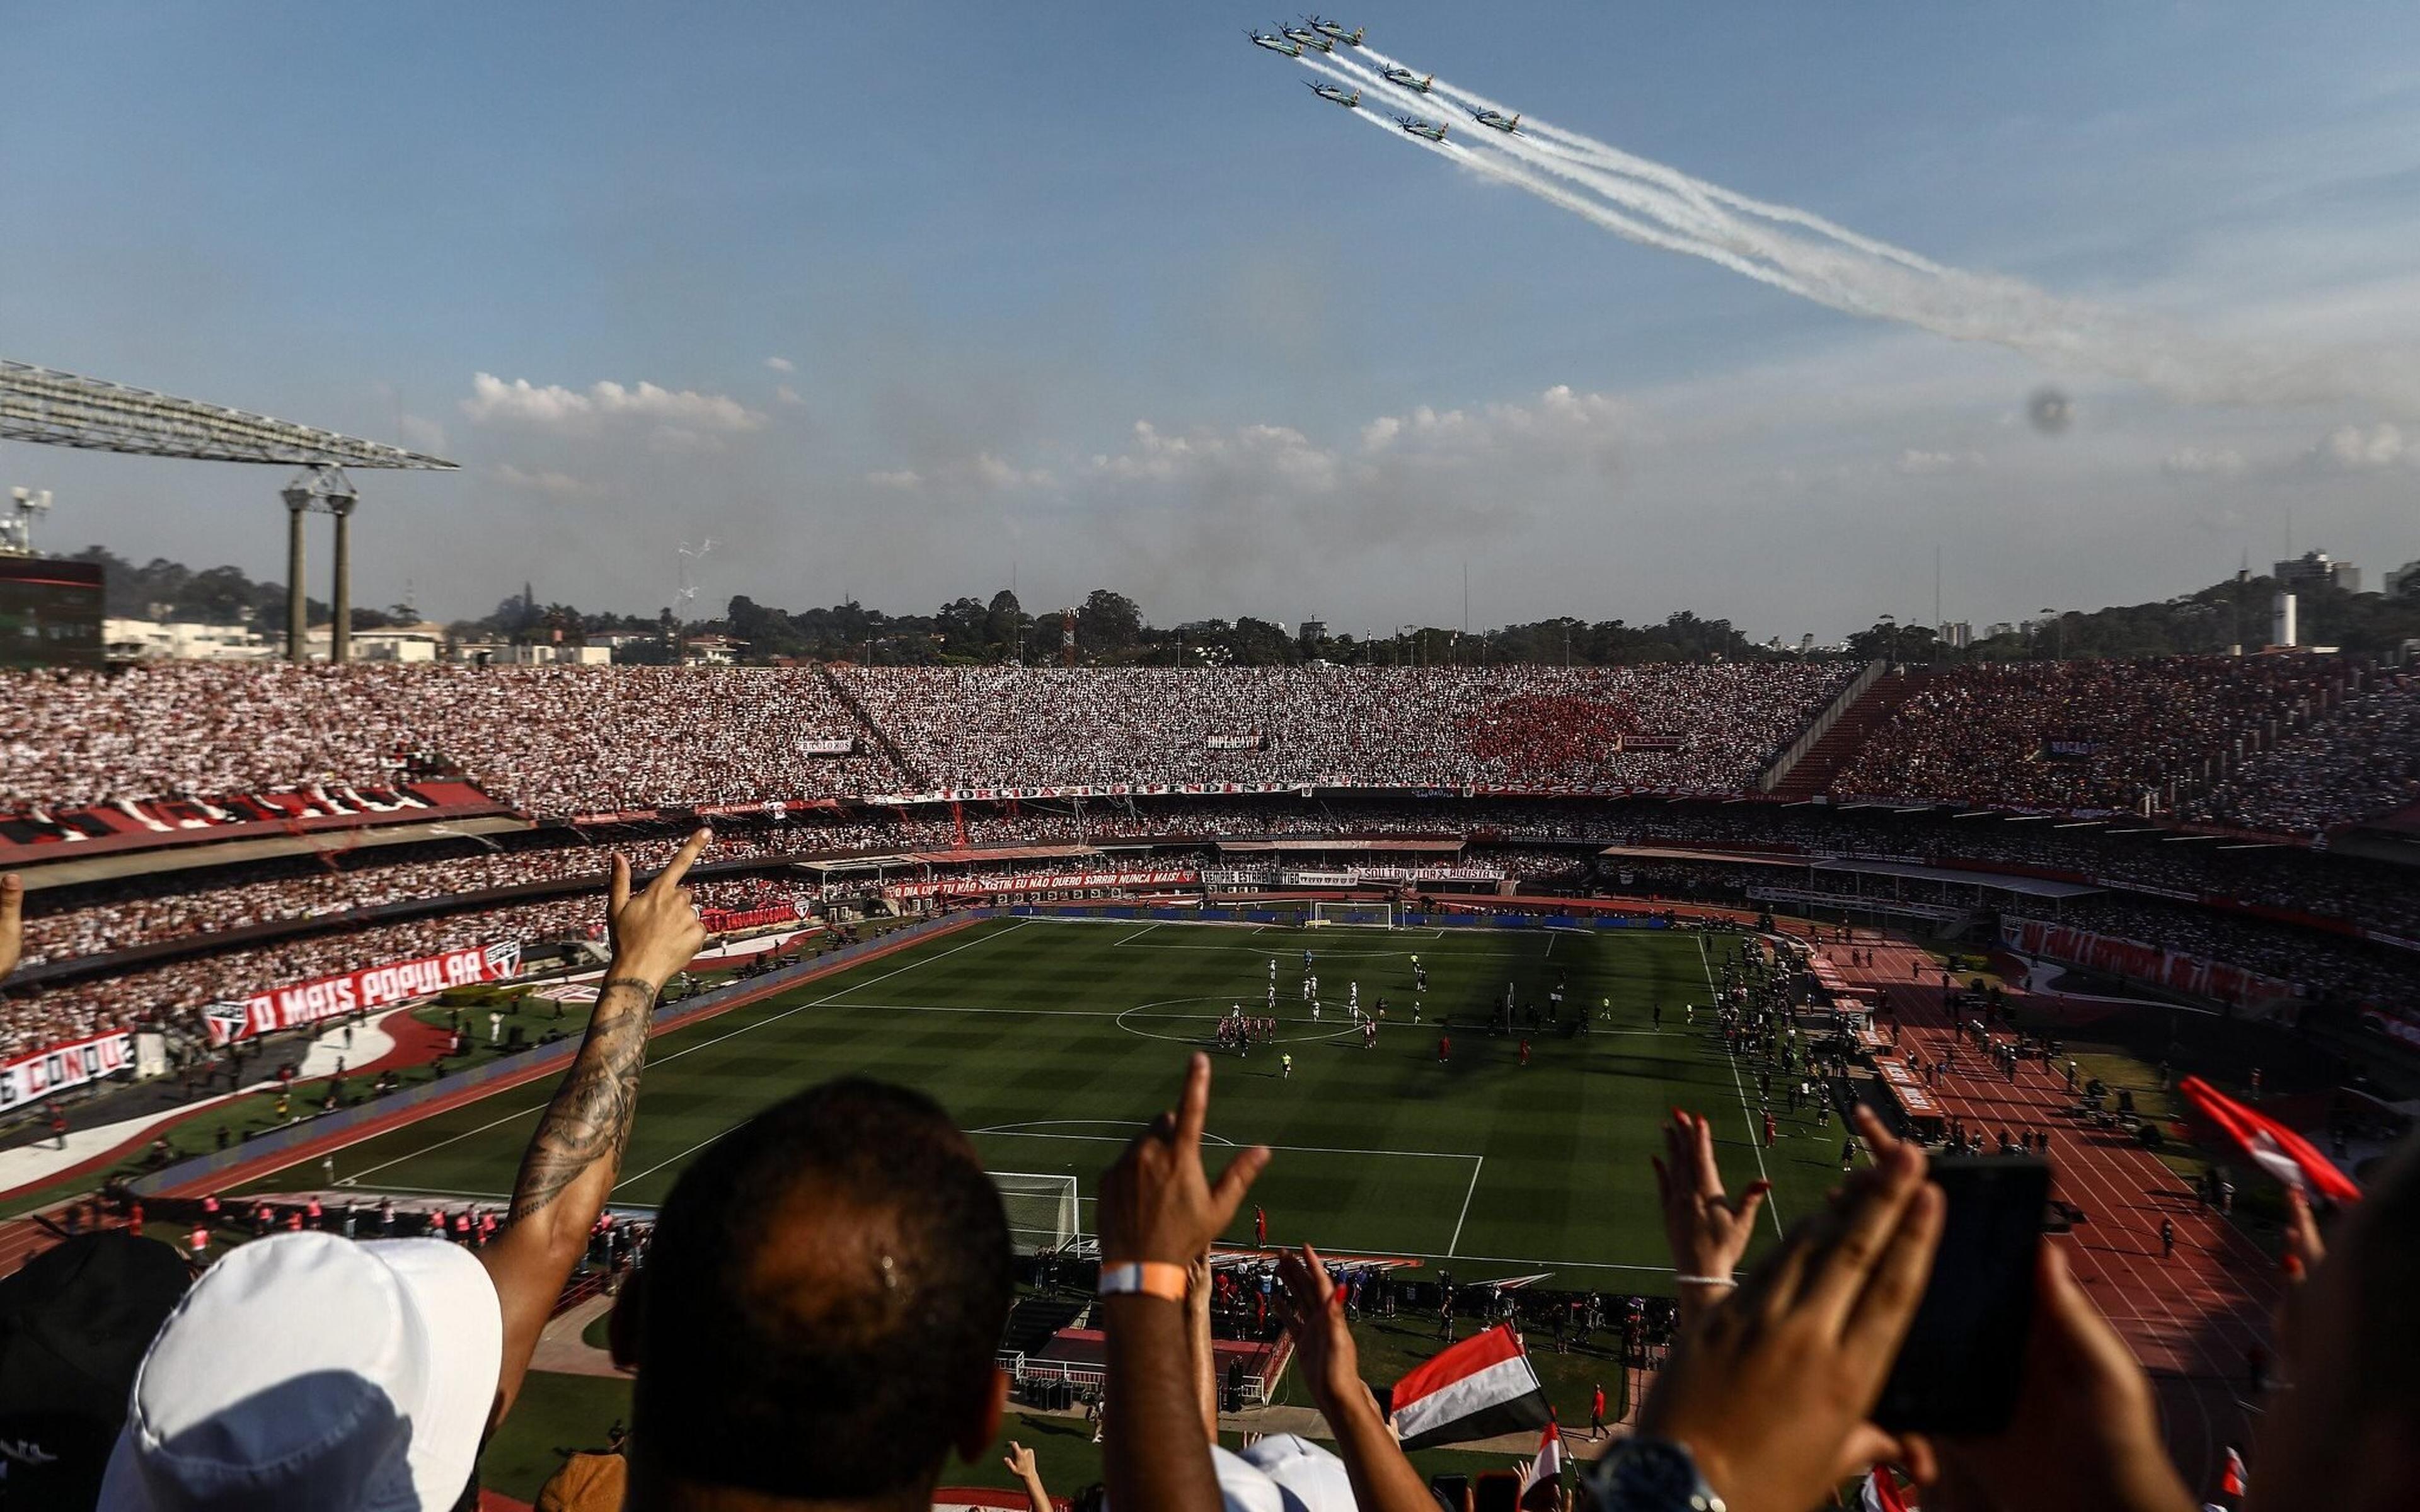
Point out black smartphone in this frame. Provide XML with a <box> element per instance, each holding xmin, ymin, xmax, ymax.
<box><xmin>1871</xmin><ymin>1155</ymin><xmax>2049</xmax><ymax>1435</ymax></box>
<box><xmin>1471</xmin><ymin>1470</ymin><xmax>1523</xmax><ymax>1512</ymax></box>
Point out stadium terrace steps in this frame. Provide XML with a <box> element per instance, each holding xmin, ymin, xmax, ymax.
<box><xmin>814</xmin><ymin>662</ymin><xmax>926</xmax><ymax>788</ymax></box>
<box><xmin>1001</xmin><ymin>1296</ymin><xmax>1090</xmax><ymax>1357</ymax></box>
<box><xmin>1770</xmin><ymin>670</ymin><xmax>1927</xmax><ymax>802</ymax></box>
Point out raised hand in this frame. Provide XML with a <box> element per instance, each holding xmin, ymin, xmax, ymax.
<box><xmin>1905</xmin><ymin>1247</ymin><xmax>2194</xmax><ymax>1512</ymax></box>
<box><xmin>1637</xmin><ymin>1126</ymin><xmax>1943</xmax><ymax>1512</ymax></box>
<box><xmin>606</xmin><ymin>828</ymin><xmax>711</xmax><ymax>989</ymax></box>
<box><xmin>1098</xmin><ymin>1053</ymin><xmax>1270</xmax><ymax>1266</ymax></box>
<box><xmin>0</xmin><ymin>873</ymin><xmax>21</xmax><ymax>982</ymax></box>
<box><xmin>1279</xmin><ymin>1245</ymin><xmax>1369</xmax><ymax>1414</ymax></box>
<box><xmin>1653</xmin><ymin>1109</ymin><xmax>1771</xmax><ymax>1309</ymax></box>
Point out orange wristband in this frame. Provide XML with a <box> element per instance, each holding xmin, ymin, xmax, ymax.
<box><xmin>1097</xmin><ymin>1261</ymin><xmax>1189</xmax><ymax>1301</ymax></box>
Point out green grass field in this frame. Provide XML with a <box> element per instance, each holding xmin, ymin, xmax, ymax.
<box><xmin>238</xmin><ymin>915</ymin><xmax>1849</xmax><ymax>1285</ymax></box>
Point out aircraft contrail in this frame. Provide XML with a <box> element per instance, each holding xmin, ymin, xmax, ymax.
<box><xmin>1284</xmin><ymin>42</ymin><xmax>2420</xmax><ymax>416</ymax></box>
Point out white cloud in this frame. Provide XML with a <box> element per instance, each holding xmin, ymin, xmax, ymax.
<box><xmin>493</xmin><ymin>463</ymin><xmax>589</xmax><ymax>496</ymax></box>
<box><xmin>775</xmin><ymin>384</ymin><xmax>805</xmax><ymax>407</ymax></box>
<box><xmin>1894</xmin><ymin>448</ymin><xmax>1986</xmax><ymax>476</ymax></box>
<box><xmin>2309</xmin><ymin>421</ymin><xmax>2408</xmax><ymax>470</ymax></box>
<box><xmin>764</xmin><ymin>356</ymin><xmax>795</xmax><ymax>373</ymax></box>
<box><xmin>460</xmin><ymin>372</ymin><xmax>764</xmax><ymax>434</ymax></box>
<box><xmin>2162</xmin><ymin>446</ymin><xmax>2247</xmax><ymax>478</ymax></box>
<box><xmin>865</xmin><ymin>469</ymin><xmax>923</xmax><ymax>490</ymax></box>
<box><xmin>395</xmin><ymin>413</ymin><xmax>449</xmax><ymax>455</ymax></box>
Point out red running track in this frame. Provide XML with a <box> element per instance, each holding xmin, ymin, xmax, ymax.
<box><xmin>1821</xmin><ymin>932</ymin><xmax>2279</xmax><ymax>1494</ymax></box>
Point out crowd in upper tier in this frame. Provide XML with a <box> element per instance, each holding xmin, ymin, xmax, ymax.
<box><xmin>4</xmin><ymin>657</ymin><xmax>2416</xmax><ymax>835</ymax></box>
<box><xmin>1830</xmin><ymin>655</ymin><xmax>2358</xmax><ymax>813</ymax></box>
<box><xmin>836</xmin><ymin>663</ymin><xmax>1848</xmax><ymax>792</ymax></box>
<box><xmin>2187</xmin><ymin>669</ymin><xmax>2420</xmax><ymax>835</ymax></box>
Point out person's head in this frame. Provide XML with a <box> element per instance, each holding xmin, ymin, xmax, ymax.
<box><xmin>98</xmin><ymin>1230</ymin><xmax>501</xmax><ymax>1512</ymax></box>
<box><xmin>2256</xmin><ymin>1135</ymin><xmax>2420</xmax><ymax>1512</ymax></box>
<box><xmin>615</xmin><ymin>1078</ymin><xmax>1013</xmax><ymax>1510</ymax></box>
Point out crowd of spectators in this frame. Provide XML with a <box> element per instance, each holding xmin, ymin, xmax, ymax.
<box><xmin>1832</xmin><ymin>655</ymin><xmax>2349</xmax><ymax>813</ymax></box>
<box><xmin>11</xmin><ymin>658</ymin><xmax>2416</xmax><ymax>845</ymax></box>
<box><xmin>0</xmin><ymin>663</ymin><xmax>900</xmax><ymax>815</ymax></box>
<box><xmin>2</xmin><ymin>822</ymin><xmax>2411</xmax><ymax>1512</ymax></box>
<box><xmin>14</xmin><ymin>830</ymin><xmax>802</xmax><ymax>967</ymax></box>
<box><xmin>2189</xmin><ymin>670</ymin><xmax>2420</xmax><ymax>835</ymax></box>
<box><xmin>841</xmin><ymin>663</ymin><xmax>1849</xmax><ymax>792</ymax></box>
<box><xmin>14</xmin><ymin>784</ymin><xmax>2420</xmax><ymax>1060</ymax></box>
<box><xmin>0</xmin><ymin>873</ymin><xmax>795</xmax><ymax>1060</ymax></box>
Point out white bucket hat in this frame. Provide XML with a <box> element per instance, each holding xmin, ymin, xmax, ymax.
<box><xmin>99</xmin><ymin>1231</ymin><xmax>502</xmax><ymax>1512</ymax></box>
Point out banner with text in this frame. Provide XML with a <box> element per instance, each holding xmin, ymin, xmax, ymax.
<box><xmin>883</xmin><ymin>868</ymin><xmax>1199</xmax><ymax>902</ymax></box>
<box><xmin>1</xmin><ymin>1029</ymin><xmax>136</xmax><ymax>1109</ymax></box>
<box><xmin>1998</xmin><ymin>919</ymin><xmax>2293</xmax><ymax>1005</ymax></box>
<box><xmin>204</xmin><ymin>941</ymin><xmax>524</xmax><ymax>1046</ymax></box>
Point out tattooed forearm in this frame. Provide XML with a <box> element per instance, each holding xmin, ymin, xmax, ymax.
<box><xmin>509</xmin><ymin>978</ymin><xmax>657</xmax><ymax>1221</ymax></box>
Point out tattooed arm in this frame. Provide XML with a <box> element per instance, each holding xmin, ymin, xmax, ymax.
<box><xmin>478</xmin><ymin>828</ymin><xmax>710</xmax><ymax>1436</ymax></box>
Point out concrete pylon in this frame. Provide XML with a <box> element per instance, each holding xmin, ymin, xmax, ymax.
<box><xmin>330</xmin><ymin>494</ymin><xmax>357</xmax><ymax>664</ymax></box>
<box><xmin>281</xmin><ymin>484</ymin><xmax>313</xmax><ymax>663</ymax></box>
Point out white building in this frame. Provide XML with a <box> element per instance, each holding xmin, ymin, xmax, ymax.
<box><xmin>103</xmin><ymin>618</ymin><xmax>272</xmax><ymax>662</ymax></box>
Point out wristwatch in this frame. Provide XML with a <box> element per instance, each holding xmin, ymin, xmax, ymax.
<box><xmin>1584</xmin><ymin>1438</ymin><xmax>1725</xmax><ymax>1512</ymax></box>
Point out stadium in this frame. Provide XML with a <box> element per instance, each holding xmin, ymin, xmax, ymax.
<box><xmin>4</xmin><ymin>11</ymin><xmax>2417</xmax><ymax>1512</ymax></box>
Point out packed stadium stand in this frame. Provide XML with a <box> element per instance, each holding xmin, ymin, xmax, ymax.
<box><xmin>5</xmin><ymin>656</ymin><xmax>2419</xmax><ymax>1075</ymax></box>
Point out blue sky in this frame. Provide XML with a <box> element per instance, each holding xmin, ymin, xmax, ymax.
<box><xmin>6</xmin><ymin>1</ymin><xmax>2420</xmax><ymax>639</ymax></box>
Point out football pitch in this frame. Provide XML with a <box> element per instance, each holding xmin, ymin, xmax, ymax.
<box><xmin>248</xmin><ymin>917</ymin><xmax>1851</xmax><ymax>1286</ymax></box>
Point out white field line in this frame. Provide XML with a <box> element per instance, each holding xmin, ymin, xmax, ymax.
<box><xmin>1448</xmin><ymin>1155</ymin><xmax>1485</xmax><ymax>1257</ymax></box>
<box><xmin>343</xmin><ymin>920</ymin><xmax>1032</xmax><ymax>1184</ymax></box>
<box><xmin>1697</xmin><ymin>934</ymin><xmax>1783</xmax><ymax>1238</ymax></box>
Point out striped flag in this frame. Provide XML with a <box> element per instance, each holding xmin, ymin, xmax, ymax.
<box><xmin>1518</xmin><ymin>1418</ymin><xmax>1565</xmax><ymax>1511</ymax></box>
<box><xmin>1386</xmin><ymin>1324</ymin><xmax>1552</xmax><ymax>1450</ymax></box>
<box><xmin>1861</xmin><ymin>1467</ymin><xmax>1913</xmax><ymax>1512</ymax></box>
<box><xmin>2179</xmin><ymin>1078</ymin><xmax>2361</xmax><ymax>1203</ymax></box>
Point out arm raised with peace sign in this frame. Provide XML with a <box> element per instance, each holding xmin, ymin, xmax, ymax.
<box><xmin>481</xmin><ymin>827</ymin><xmax>712</xmax><ymax>1435</ymax></box>
<box><xmin>1099</xmin><ymin>1053</ymin><xmax>1271</xmax><ymax>1512</ymax></box>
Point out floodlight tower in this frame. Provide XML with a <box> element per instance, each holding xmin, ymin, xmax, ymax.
<box><xmin>1</xmin><ymin>487</ymin><xmax>51</xmax><ymax>556</ymax></box>
<box><xmin>279</xmin><ymin>465</ymin><xmax>359</xmax><ymax>662</ymax></box>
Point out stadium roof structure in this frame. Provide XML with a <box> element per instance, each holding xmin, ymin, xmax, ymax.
<box><xmin>0</xmin><ymin>358</ymin><xmax>456</xmax><ymax>469</ymax></box>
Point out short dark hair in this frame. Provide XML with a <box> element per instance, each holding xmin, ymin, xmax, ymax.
<box><xmin>631</xmin><ymin>1078</ymin><xmax>1012</xmax><ymax>1501</ymax></box>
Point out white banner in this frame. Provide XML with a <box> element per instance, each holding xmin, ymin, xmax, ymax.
<box><xmin>205</xmin><ymin>940</ymin><xmax>525</xmax><ymax>1046</ymax></box>
<box><xmin>884</xmin><ymin>868</ymin><xmax>1199</xmax><ymax>901</ymax></box>
<box><xmin>0</xmin><ymin>1029</ymin><xmax>135</xmax><ymax>1109</ymax></box>
<box><xmin>797</xmin><ymin>737</ymin><xmax>858</xmax><ymax>755</ymax></box>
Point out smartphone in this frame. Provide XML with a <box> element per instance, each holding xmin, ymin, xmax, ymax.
<box><xmin>1871</xmin><ymin>1155</ymin><xmax>2049</xmax><ymax>1435</ymax></box>
<box><xmin>1471</xmin><ymin>1470</ymin><xmax>1523</xmax><ymax>1512</ymax></box>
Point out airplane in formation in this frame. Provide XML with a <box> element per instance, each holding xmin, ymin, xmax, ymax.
<box><xmin>1304</xmin><ymin>15</ymin><xmax>1366</xmax><ymax>45</ymax></box>
<box><xmin>1306</xmin><ymin>80</ymin><xmax>1362</xmax><ymax>108</ymax></box>
<box><xmin>1279</xmin><ymin>23</ymin><xmax>1333</xmax><ymax>51</ymax></box>
<box><xmin>1246</xmin><ymin>28</ymin><xmax>1303</xmax><ymax>55</ymax></box>
<box><xmin>1469</xmin><ymin>107</ymin><xmax>1520</xmax><ymax>133</ymax></box>
<box><xmin>1379</xmin><ymin>66</ymin><xmax>1432</xmax><ymax>92</ymax></box>
<box><xmin>1396</xmin><ymin>116</ymin><xmax>1448</xmax><ymax>141</ymax></box>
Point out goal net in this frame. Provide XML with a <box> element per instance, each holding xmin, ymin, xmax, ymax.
<box><xmin>1308</xmin><ymin>900</ymin><xmax>1398</xmax><ymax>929</ymax></box>
<box><xmin>989</xmin><ymin>1171</ymin><xmax>1081</xmax><ymax>1254</ymax></box>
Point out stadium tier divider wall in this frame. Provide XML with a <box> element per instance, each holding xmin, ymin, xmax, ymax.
<box><xmin>125</xmin><ymin>910</ymin><xmax>996</xmax><ymax>1203</ymax></box>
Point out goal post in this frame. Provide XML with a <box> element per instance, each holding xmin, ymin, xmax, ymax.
<box><xmin>1308</xmin><ymin>900</ymin><xmax>1398</xmax><ymax>929</ymax></box>
<box><xmin>989</xmin><ymin>1171</ymin><xmax>1081</xmax><ymax>1255</ymax></box>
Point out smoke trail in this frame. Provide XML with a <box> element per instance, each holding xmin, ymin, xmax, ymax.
<box><xmin>1300</xmin><ymin>54</ymin><xmax>1828</xmax><ymax>301</ymax></box>
<box><xmin>1294</xmin><ymin>43</ymin><xmax>2420</xmax><ymax>415</ymax></box>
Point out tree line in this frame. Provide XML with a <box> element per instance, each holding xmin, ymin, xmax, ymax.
<box><xmin>69</xmin><ymin>542</ymin><xmax>2420</xmax><ymax>667</ymax></box>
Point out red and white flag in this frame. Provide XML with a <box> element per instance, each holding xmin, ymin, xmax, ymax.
<box><xmin>1860</xmin><ymin>1467</ymin><xmax>1913</xmax><ymax>1512</ymax></box>
<box><xmin>2179</xmin><ymin>1077</ymin><xmax>2361</xmax><ymax>1204</ymax></box>
<box><xmin>1518</xmin><ymin>1418</ymin><xmax>1564</xmax><ymax>1511</ymax></box>
<box><xmin>1386</xmin><ymin>1324</ymin><xmax>1553</xmax><ymax>1450</ymax></box>
<box><xmin>2218</xmin><ymin>1446</ymin><xmax>2248</xmax><ymax>1499</ymax></box>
